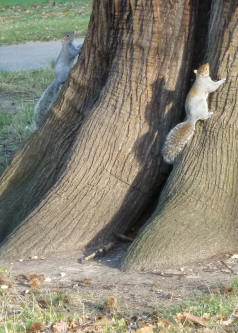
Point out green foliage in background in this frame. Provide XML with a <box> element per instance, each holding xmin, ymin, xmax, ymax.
<box><xmin>0</xmin><ymin>0</ymin><xmax>92</xmax><ymax>44</ymax></box>
<box><xmin>0</xmin><ymin>68</ymin><xmax>54</xmax><ymax>173</ymax></box>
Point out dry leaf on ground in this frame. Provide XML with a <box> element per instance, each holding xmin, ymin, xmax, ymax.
<box><xmin>179</xmin><ymin>312</ymin><xmax>208</xmax><ymax>327</ymax></box>
<box><xmin>30</xmin><ymin>321</ymin><xmax>42</xmax><ymax>332</ymax></box>
<box><xmin>29</xmin><ymin>274</ymin><xmax>45</xmax><ymax>289</ymax></box>
<box><xmin>0</xmin><ymin>273</ymin><xmax>12</xmax><ymax>289</ymax></box>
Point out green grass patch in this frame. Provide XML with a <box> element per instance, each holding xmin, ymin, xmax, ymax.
<box><xmin>1</xmin><ymin>0</ymin><xmax>79</xmax><ymax>7</ymax></box>
<box><xmin>0</xmin><ymin>0</ymin><xmax>92</xmax><ymax>44</ymax></box>
<box><xmin>0</xmin><ymin>67</ymin><xmax>54</xmax><ymax>173</ymax></box>
<box><xmin>0</xmin><ymin>278</ymin><xmax>238</xmax><ymax>332</ymax></box>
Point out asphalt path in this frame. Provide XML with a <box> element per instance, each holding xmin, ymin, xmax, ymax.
<box><xmin>0</xmin><ymin>38</ymin><xmax>84</xmax><ymax>72</ymax></box>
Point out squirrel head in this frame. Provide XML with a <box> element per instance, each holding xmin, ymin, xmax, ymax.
<box><xmin>194</xmin><ymin>63</ymin><xmax>210</xmax><ymax>77</ymax></box>
<box><xmin>61</xmin><ymin>32</ymin><xmax>74</xmax><ymax>43</ymax></box>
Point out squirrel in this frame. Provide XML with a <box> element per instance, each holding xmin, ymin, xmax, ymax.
<box><xmin>33</xmin><ymin>32</ymin><xmax>82</xmax><ymax>129</ymax></box>
<box><xmin>162</xmin><ymin>63</ymin><xmax>226</xmax><ymax>164</ymax></box>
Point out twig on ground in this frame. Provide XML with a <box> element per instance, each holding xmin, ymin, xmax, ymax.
<box><xmin>78</xmin><ymin>242</ymin><xmax>115</xmax><ymax>263</ymax></box>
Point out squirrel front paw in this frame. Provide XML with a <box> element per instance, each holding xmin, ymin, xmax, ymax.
<box><xmin>202</xmin><ymin>112</ymin><xmax>213</xmax><ymax>120</ymax></box>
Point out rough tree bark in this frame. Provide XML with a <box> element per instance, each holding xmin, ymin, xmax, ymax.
<box><xmin>124</xmin><ymin>0</ymin><xmax>238</xmax><ymax>271</ymax></box>
<box><xmin>0</xmin><ymin>0</ymin><xmax>196</xmax><ymax>258</ymax></box>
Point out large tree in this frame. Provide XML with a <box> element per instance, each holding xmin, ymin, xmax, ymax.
<box><xmin>124</xmin><ymin>0</ymin><xmax>238</xmax><ymax>270</ymax></box>
<box><xmin>0</xmin><ymin>0</ymin><xmax>237</xmax><ymax>271</ymax></box>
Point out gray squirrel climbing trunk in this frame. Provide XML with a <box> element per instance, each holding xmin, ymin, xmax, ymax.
<box><xmin>124</xmin><ymin>0</ymin><xmax>238</xmax><ymax>271</ymax></box>
<box><xmin>33</xmin><ymin>32</ymin><xmax>81</xmax><ymax>129</ymax></box>
<box><xmin>162</xmin><ymin>63</ymin><xmax>226</xmax><ymax>164</ymax></box>
<box><xmin>34</xmin><ymin>79</ymin><xmax>61</xmax><ymax>129</ymax></box>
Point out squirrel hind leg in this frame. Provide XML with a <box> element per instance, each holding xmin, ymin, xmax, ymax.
<box><xmin>162</xmin><ymin>121</ymin><xmax>195</xmax><ymax>164</ymax></box>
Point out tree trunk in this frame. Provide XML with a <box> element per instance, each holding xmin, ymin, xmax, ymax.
<box><xmin>124</xmin><ymin>0</ymin><xmax>238</xmax><ymax>271</ymax></box>
<box><xmin>0</xmin><ymin>0</ymin><xmax>196</xmax><ymax>258</ymax></box>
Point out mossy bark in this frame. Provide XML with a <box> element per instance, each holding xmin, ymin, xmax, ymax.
<box><xmin>124</xmin><ymin>0</ymin><xmax>238</xmax><ymax>271</ymax></box>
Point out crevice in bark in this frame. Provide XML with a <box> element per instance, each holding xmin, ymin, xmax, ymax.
<box><xmin>191</xmin><ymin>0</ymin><xmax>211</xmax><ymax>67</ymax></box>
<box><xmin>0</xmin><ymin>0</ymin><xmax>117</xmax><ymax>241</ymax></box>
<box><xmin>124</xmin><ymin>0</ymin><xmax>238</xmax><ymax>271</ymax></box>
<box><xmin>113</xmin><ymin>0</ymin><xmax>213</xmax><ymax>240</ymax></box>
<box><xmin>0</xmin><ymin>0</ymin><xmax>207</xmax><ymax>260</ymax></box>
<box><xmin>85</xmin><ymin>51</ymin><xmax>197</xmax><ymax>252</ymax></box>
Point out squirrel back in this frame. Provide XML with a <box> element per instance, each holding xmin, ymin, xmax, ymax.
<box><xmin>162</xmin><ymin>63</ymin><xmax>226</xmax><ymax>164</ymax></box>
<box><xmin>33</xmin><ymin>32</ymin><xmax>82</xmax><ymax>129</ymax></box>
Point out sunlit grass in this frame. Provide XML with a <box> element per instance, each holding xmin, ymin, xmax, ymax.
<box><xmin>0</xmin><ymin>68</ymin><xmax>53</xmax><ymax>173</ymax></box>
<box><xmin>1</xmin><ymin>0</ymin><xmax>80</xmax><ymax>6</ymax></box>
<box><xmin>0</xmin><ymin>277</ymin><xmax>238</xmax><ymax>332</ymax></box>
<box><xmin>0</xmin><ymin>0</ymin><xmax>92</xmax><ymax>44</ymax></box>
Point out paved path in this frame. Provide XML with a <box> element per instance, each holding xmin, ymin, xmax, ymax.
<box><xmin>0</xmin><ymin>38</ymin><xmax>84</xmax><ymax>72</ymax></box>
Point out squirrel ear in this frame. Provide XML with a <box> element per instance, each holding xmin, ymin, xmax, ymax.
<box><xmin>194</xmin><ymin>69</ymin><xmax>197</xmax><ymax>74</ymax></box>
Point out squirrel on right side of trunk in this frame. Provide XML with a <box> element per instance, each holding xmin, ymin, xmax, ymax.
<box><xmin>162</xmin><ymin>63</ymin><xmax>226</xmax><ymax>164</ymax></box>
<box><xmin>33</xmin><ymin>32</ymin><xmax>82</xmax><ymax>129</ymax></box>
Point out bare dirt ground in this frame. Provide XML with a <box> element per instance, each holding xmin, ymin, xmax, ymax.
<box><xmin>1</xmin><ymin>243</ymin><xmax>238</xmax><ymax>316</ymax></box>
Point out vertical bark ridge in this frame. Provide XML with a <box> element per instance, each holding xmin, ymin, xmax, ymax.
<box><xmin>0</xmin><ymin>0</ymin><xmax>116</xmax><ymax>239</ymax></box>
<box><xmin>0</xmin><ymin>0</ymin><xmax>197</xmax><ymax>258</ymax></box>
<box><xmin>124</xmin><ymin>0</ymin><xmax>238</xmax><ymax>271</ymax></box>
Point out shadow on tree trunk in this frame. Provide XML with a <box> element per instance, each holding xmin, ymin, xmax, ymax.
<box><xmin>124</xmin><ymin>0</ymin><xmax>238</xmax><ymax>271</ymax></box>
<box><xmin>0</xmin><ymin>0</ymin><xmax>209</xmax><ymax>266</ymax></box>
<box><xmin>85</xmin><ymin>71</ymin><xmax>190</xmax><ymax>253</ymax></box>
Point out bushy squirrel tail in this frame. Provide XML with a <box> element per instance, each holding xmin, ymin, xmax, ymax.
<box><xmin>162</xmin><ymin>120</ymin><xmax>195</xmax><ymax>164</ymax></box>
<box><xmin>34</xmin><ymin>79</ymin><xmax>61</xmax><ymax>129</ymax></box>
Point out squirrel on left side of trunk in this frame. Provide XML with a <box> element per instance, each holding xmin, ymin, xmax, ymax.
<box><xmin>33</xmin><ymin>32</ymin><xmax>82</xmax><ymax>129</ymax></box>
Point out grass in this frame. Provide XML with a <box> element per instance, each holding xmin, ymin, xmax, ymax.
<box><xmin>0</xmin><ymin>0</ymin><xmax>92</xmax><ymax>169</ymax></box>
<box><xmin>1</xmin><ymin>0</ymin><xmax>80</xmax><ymax>6</ymax></box>
<box><xmin>0</xmin><ymin>277</ymin><xmax>238</xmax><ymax>332</ymax></box>
<box><xmin>0</xmin><ymin>0</ymin><xmax>92</xmax><ymax>45</ymax></box>
<box><xmin>0</xmin><ymin>67</ymin><xmax>54</xmax><ymax>174</ymax></box>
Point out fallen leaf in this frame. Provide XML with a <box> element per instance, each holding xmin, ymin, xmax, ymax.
<box><xmin>220</xmin><ymin>286</ymin><xmax>233</xmax><ymax>295</ymax></box>
<box><xmin>108</xmin><ymin>296</ymin><xmax>118</xmax><ymax>310</ymax></box>
<box><xmin>38</xmin><ymin>299</ymin><xmax>48</xmax><ymax>309</ymax></box>
<box><xmin>83</xmin><ymin>278</ymin><xmax>92</xmax><ymax>285</ymax></box>
<box><xmin>176</xmin><ymin>313</ymin><xmax>186</xmax><ymax>322</ymax></box>
<box><xmin>0</xmin><ymin>273</ymin><xmax>11</xmax><ymax>289</ymax></box>
<box><xmin>183</xmin><ymin>312</ymin><xmax>208</xmax><ymax>327</ymax></box>
<box><xmin>29</xmin><ymin>274</ymin><xmax>45</xmax><ymax>289</ymax></box>
<box><xmin>30</xmin><ymin>321</ymin><xmax>42</xmax><ymax>332</ymax></box>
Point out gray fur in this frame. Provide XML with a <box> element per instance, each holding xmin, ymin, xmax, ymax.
<box><xmin>162</xmin><ymin>65</ymin><xmax>226</xmax><ymax>164</ymax></box>
<box><xmin>34</xmin><ymin>33</ymin><xmax>82</xmax><ymax>129</ymax></box>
